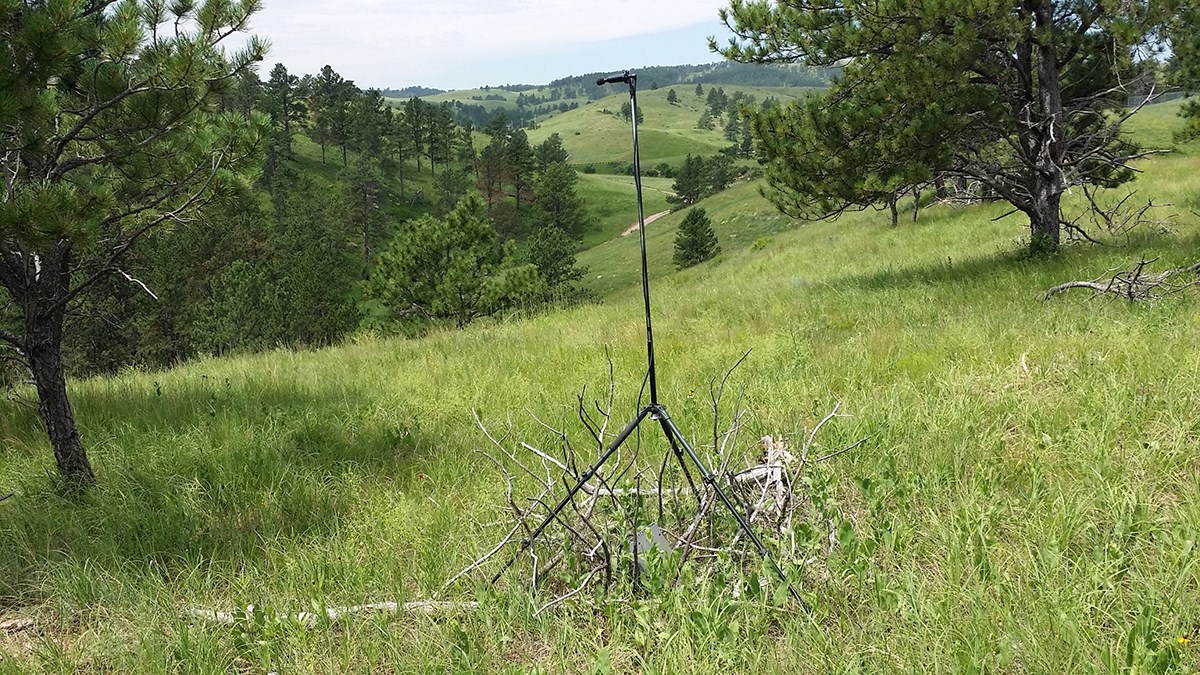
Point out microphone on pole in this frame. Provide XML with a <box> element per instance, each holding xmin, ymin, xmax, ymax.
<box><xmin>596</xmin><ymin>71</ymin><xmax>634</xmax><ymax>86</ymax></box>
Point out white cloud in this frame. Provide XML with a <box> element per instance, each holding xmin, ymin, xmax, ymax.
<box><xmin>245</xmin><ymin>0</ymin><xmax>729</xmax><ymax>88</ymax></box>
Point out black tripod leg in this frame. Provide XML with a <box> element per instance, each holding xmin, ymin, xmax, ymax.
<box><xmin>657</xmin><ymin>417</ymin><xmax>700</xmax><ymax>498</ymax></box>
<box><xmin>491</xmin><ymin>405</ymin><xmax>654</xmax><ymax>584</ymax></box>
<box><xmin>657</xmin><ymin>408</ymin><xmax>808</xmax><ymax>607</ymax></box>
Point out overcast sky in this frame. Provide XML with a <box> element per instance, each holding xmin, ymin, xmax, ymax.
<box><xmin>246</xmin><ymin>1</ymin><xmax>733</xmax><ymax>90</ymax></box>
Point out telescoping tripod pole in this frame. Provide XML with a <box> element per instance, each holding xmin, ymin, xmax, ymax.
<box><xmin>492</xmin><ymin>71</ymin><xmax>802</xmax><ymax>606</ymax></box>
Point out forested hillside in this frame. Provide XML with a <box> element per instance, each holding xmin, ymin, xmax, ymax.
<box><xmin>12</xmin><ymin>59</ymin><xmax>795</xmax><ymax>382</ymax></box>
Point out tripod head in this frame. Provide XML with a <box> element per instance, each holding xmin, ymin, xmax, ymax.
<box><xmin>596</xmin><ymin>71</ymin><xmax>635</xmax><ymax>86</ymax></box>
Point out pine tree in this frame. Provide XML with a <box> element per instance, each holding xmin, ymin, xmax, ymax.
<box><xmin>535</xmin><ymin>134</ymin><xmax>570</xmax><ymax>171</ymax></box>
<box><xmin>346</xmin><ymin>157</ymin><xmax>384</xmax><ymax>273</ymax></box>
<box><xmin>671</xmin><ymin>155</ymin><xmax>708</xmax><ymax>208</ymax></box>
<box><xmin>1169</xmin><ymin>3</ymin><xmax>1200</xmax><ymax>140</ymax></box>
<box><xmin>433</xmin><ymin>167</ymin><xmax>473</xmax><ymax>217</ymax></box>
<box><xmin>456</xmin><ymin>121</ymin><xmax>479</xmax><ymax>179</ymax></box>
<box><xmin>0</xmin><ymin>0</ymin><xmax>267</xmax><ymax>485</ymax></box>
<box><xmin>525</xmin><ymin>225</ymin><xmax>585</xmax><ymax>295</ymax></box>
<box><xmin>310</xmin><ymin>65</ymin><xmax>350</xmax><ymax>164</ymax></box>
<box><xmin>532</xmin><ymin>163</ymin><xmax>592</xmax><ymax>239</ymax></box>
<box><xmin>366</xmin><ymin>196</ymin><xmax>538</xmax><ymax>328</ymax></box>
<box><xmin>426</xmin><ymin>103</ymin><xmax>457</xmax><ymax>175</ymax></box>
<box><xmin>716</xmin><ymin>0</ymin><xmax>1180</xmax><ymax>255</ymax></box>
<box><xmin>403</xmin><ymin>97</ymin><xmax>427</xmax><ymax>172</ymax></box>
<box><xmin>666</xmin><ymin>89</ymin><xmax>679</xmax><ymax>105</ymax></box>
<box><xmin>502</xmin><ymin>130</ymin><xmax>537</xmax><ymax>236</ymax></box>
<box><xmin>348</xmin><ymin>89</ymin><xmax>390</xmax><ymax>159</ymax></box>
<box><xmin>619</xmin><ymin>101</ymin><xmax>644</xmax><ymax>125</ymax></box>
<box><xmin>262</xmin><ymin>63</ymin><xmax>307</xmax><ymax>158</ymax></box>
<box><xmin>673</xmin><ymin>208</ymin><xmax>721</xmax><ymax>270</ymax></box>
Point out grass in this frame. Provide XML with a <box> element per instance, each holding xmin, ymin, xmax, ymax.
<box><xmin>528</xmin><ymin>85</ymin><xmax>807</xmax><ymax>167</ymax></box>
<box><xmin>3</xmin><ymin>99</ymin><xmax>1200</xmax><ymax>672</ymax></box>
<box><xmin>574</xmin><ymin>173</ymin><xmax>675</xmax><ymax>249</ymax></box>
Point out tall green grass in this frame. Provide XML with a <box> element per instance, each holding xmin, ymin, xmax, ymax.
<box><xmin>2</xmin><ymin>101</ymin><xmax>1200</xmax><ymax>672</ymax></box>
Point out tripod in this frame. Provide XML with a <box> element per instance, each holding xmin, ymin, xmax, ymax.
<box><xmin>493</xmin><ymin>71</ymin><xmax>801</xmax><ymax>604</ymax></box>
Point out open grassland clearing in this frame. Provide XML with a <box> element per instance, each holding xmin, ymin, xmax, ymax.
<box><xmin>528</xmin><ymin>85</ymin><xmax>806</xmax><ymax>167</ymax></box>
<box><xmin>1</xmin><ymin>102</ymin><xmax>1200</xmax><ymax>672</ymax></box>
<box><xmin>574</xmin><ymin>173</ymin><xmax>675</xmax><ymax>249</ymax></box>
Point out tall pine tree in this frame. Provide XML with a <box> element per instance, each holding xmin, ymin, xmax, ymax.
<box><xmin>673</xmin><ymin>208</ymin><xmax>721</xmax><ymax>269</ymax></box>
<box><xmin>0</xmin><ymin>0</ymin><xmax>268</xmax><ymax>485</ymax></box>
<box><xmin>717</xmin><ymin>0</ymin><xmax>1179</xmax><ymax>254</ymax></box>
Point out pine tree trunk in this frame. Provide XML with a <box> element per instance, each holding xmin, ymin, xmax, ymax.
<box><xmin>29</xmin><ymin>324</ymin><xmax>94</xmax><ymax>486</ymax></box>
<box><xmin>1025</xmin><ymin>0</ymin><xmax>1066</xmax><ymax>256</ymax></box>
<box><xmin>26</xmin><ymin>246</ymin><xmax>95</xmax><ymax>486</ymax></box>
<box><xmin>1028</xmin><ymin>188</ymin><xmax>1061</xmax><ymax>255</ymax></box>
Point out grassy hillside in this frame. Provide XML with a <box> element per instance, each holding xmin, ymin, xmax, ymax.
<box><xmin>575</xmin><ymin>173</ymin><xmax>676</xmax><ymax>249</ymax></box>
<box><xmin>528</xmin><ymin>84</ymin><xmax>809</xmax><ymax>167</ymax></box>
<box><xmin>2</xmin><ymin>102</ymin><xmax>1200</xmax><ymax>672</ymax></box>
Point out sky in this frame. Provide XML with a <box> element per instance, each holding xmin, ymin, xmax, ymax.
<box><xmin>246</xmin><ymin>1</ymin><xmax>734</xmax><ymax>90</ymax></box>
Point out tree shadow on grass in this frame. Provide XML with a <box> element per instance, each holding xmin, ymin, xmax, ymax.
<box><xmin>835</xmin><ymin>229</ymin><xmax>1199</xmax><ymax>294</ymax></box>
<box><xmin>0</xmin><ymin>377</ymin><xmax>426</xmax><ymax>608</ymax></box>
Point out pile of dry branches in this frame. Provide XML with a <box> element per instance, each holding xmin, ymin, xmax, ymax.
<box><xmin>442</xmin><ymin>358</ymin><xmax>866</xmax><ymax>612</ymax></box>
<box><xmin>1061</xmin><ymin>186</ymin><xmax>1174</xmax><ymax>245</ymax></box>
<box><xmin>1045</xmin><ymin>257</ymin><xmax>1200</xmax><ymax>303</ymax></box>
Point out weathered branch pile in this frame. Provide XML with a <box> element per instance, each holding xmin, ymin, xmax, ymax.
<box><xmin>1062</xmin><ymin>187</ymin><xmax>1174</xmax><ymax>244</ymax></box>
<box><xmin>444</xmin><ymin>364</ymin><xmax>865</xmax><ymax>612</ymax></box>
<box><xmin>1045</xmin><ymin>257</ymin><xmax>1200</xmax><ymax>303</ymax></box>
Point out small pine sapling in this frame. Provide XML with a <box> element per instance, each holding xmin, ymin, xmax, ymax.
<box><xmin>673</xmin><ymin>208</ymin><xmax>721</xmax><ymax>270</ymax></box>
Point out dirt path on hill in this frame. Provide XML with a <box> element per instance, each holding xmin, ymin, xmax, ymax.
<box><xmin>620</xmin><ymin>210</ymin><xmax>671</xmax><ymax>237</ymax></box>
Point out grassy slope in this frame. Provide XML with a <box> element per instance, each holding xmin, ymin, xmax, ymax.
<box><xmin>528</xmin><ymin>85</ymin><xmax>806</xmax><ymax>167</ymax></box>
<box><xmin>574</xmin><ymin>174</ymin><xmax>675</xmax><ymax>249</ymax></box>
<box><xmin>2</xmin><ymin>102</ymin><xmax>1200</xmax><ymax>672</ymax></box>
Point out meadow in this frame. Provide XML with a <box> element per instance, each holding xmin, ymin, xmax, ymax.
<box><xmin>526</xmin><ymin>84</ymin><xmax>805</xmax><ymax>168</ymax></box>
<box><xmin>2</xmin><ymin>101</ymin><xmax>1200</xmax><ymax>672</ymax></box>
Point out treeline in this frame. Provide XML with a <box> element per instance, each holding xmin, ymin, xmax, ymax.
<box><xmin>547</xmin><ymin>62</ymin><xmax>836</xmax><ymax>100</ymax></box>
<box><xmin>449</xmin><ymin>99</ymin><xmax>582</xmax><ymax>129</ymax></box>
<box><xmin>380</xmin><ymin>85</ymin><xmax>445</xmax><ymax>98</ymax></box>
<box><xmin>61</xmin><ymin>63</ymin><xmax>594</xmax><ymax>376</ymax></box>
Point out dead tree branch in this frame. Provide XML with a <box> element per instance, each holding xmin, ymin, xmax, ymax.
<box><xmin>455</xmin><ymin>356</ymin><xmax>867</xmax><ymax>607</ymax></box>
<box><xmin>1045</xmin><ymin>258</ymin><xmax>1200</xmax><ymax>302</ymax></box>
<box><xmin>184</xmin><ymin>601</ymin><xmax>481</xmax><ymax>628</ymax></box>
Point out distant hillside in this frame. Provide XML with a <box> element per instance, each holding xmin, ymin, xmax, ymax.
<box><xmin>526</xmin><ymin>83</ymin><xmax>810</xmax><ymax>168</ymax></box>
<box><xmin>548</xmin><ymin>61</ymin><xmax>836</xmax><ymax>98</ymax></box>
<box><xmin>381</xmin><ymin>85</ymin><xmax>445</xmax><ymax>98</ymax></box>
<box><xmin>412</xmin><ymin>61</ymin><xmax>834</xmax><ymax>129</ymax></box>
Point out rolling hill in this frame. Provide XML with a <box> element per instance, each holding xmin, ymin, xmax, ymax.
<box><xmin>2</xmin><ymin>71</ymin><xmax>1199</xmax><ymax>673</ymax></box>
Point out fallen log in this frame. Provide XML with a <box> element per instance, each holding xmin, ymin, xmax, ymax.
<box><xmin>184</xmin><ymin>600</ymin><xmax>480</xmax><ymax>628</ymax></box>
